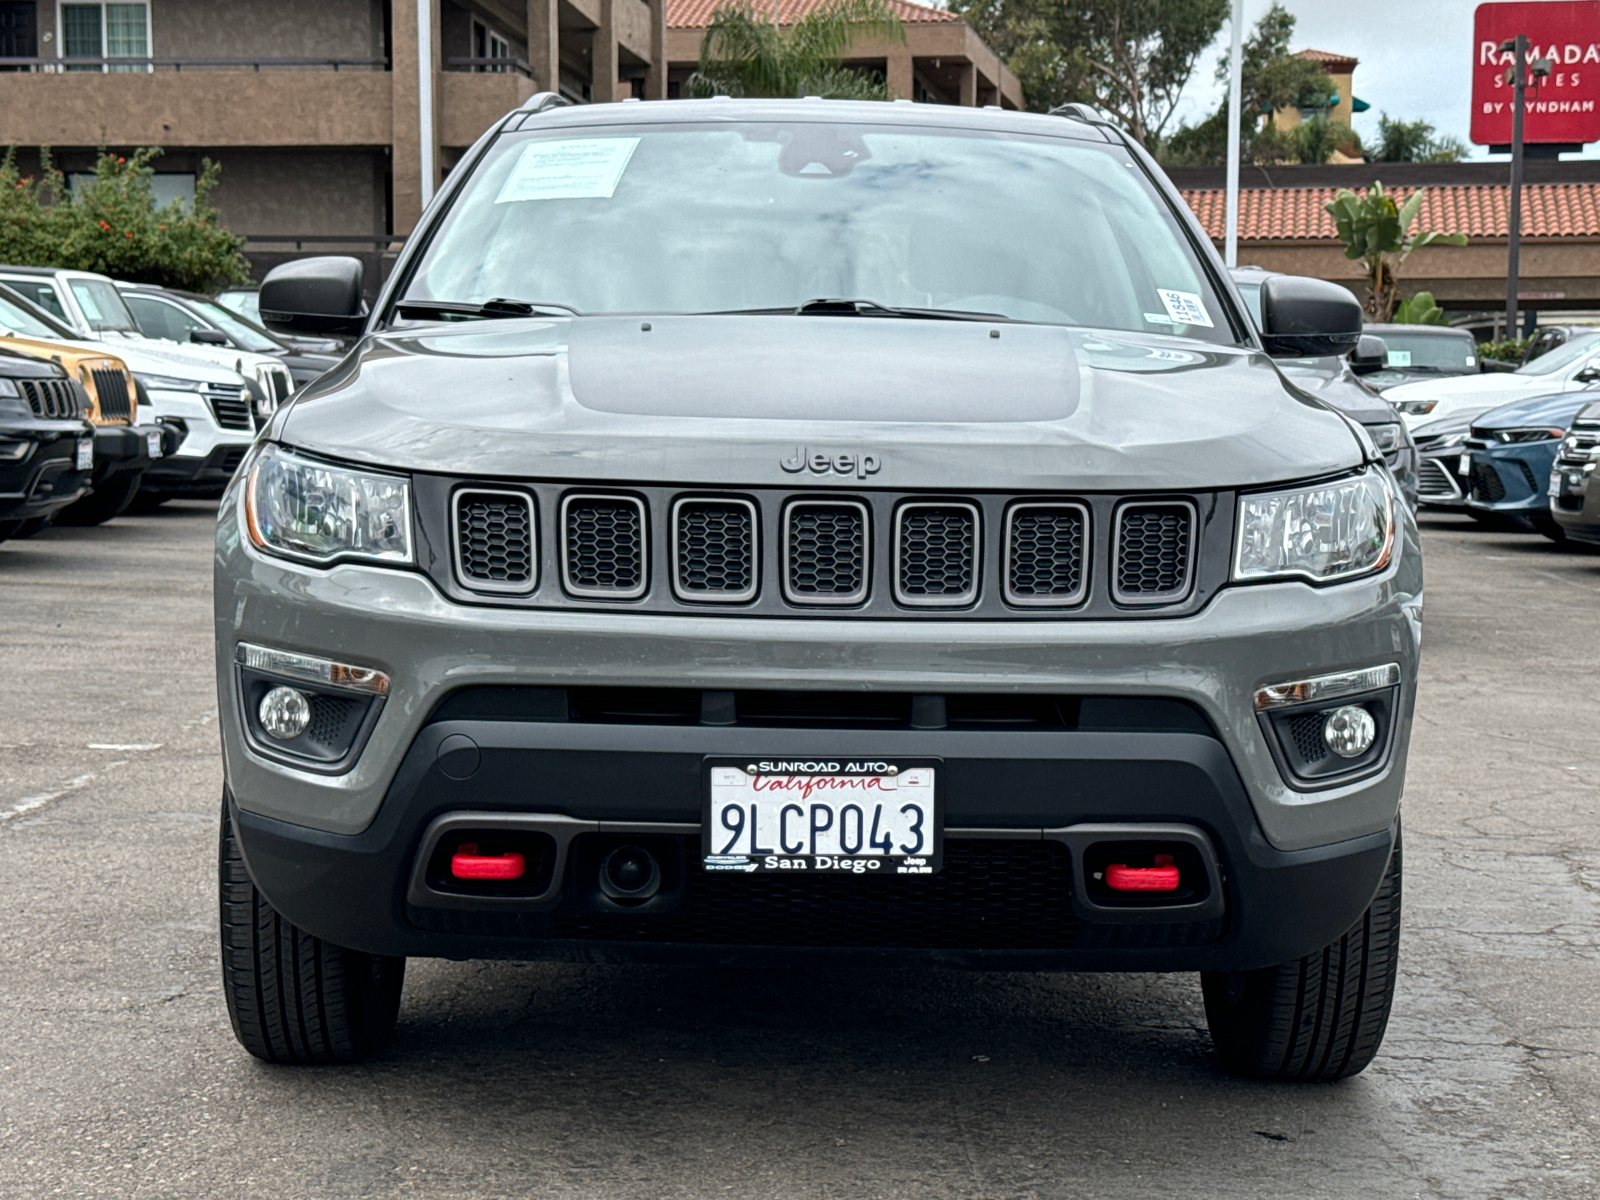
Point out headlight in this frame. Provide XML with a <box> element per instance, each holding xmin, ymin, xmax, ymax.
<box><xmin>1494</xmin><ymin>427</ymin><xmax>1565</xmax><ymax>443</ymax></box>
<box><xmin>1415</xmin><ymin>431</ymin><xmax>1466</xmax><ymax>451</ymax></box>
<box><xmin>244</xmin><ymin>443</ymin><xmax>412</xmax><ymax>566</ymax></box>
<box><xmin>1395</xmin><ymin>399</ymin><xmax>1437</xmax><ymax>416</ymax></box>
<box><xmin>1366</xmin><ymin>422</ymin><xmax>1404</xmax><ymax>453</ymax></box>
<box><xmin>0</xmin><ymin>377</ymin><xmax>19</xmax><ymax>397</ymax></box>
<box><xmin>1234</xmin><ymin>469</ymin><xmax>1395</xmax><ymax>584</ymax></box>
<box><xmin>134</xmin><ymin>372</ymin><xmax>203</xmax><ymax>393</ymax></box>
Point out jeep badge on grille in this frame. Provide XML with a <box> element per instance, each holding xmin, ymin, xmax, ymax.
<box><xmin>781</xmin><ymin>448</ymin><xmax>882</xmax><ymax>479</ymax></box>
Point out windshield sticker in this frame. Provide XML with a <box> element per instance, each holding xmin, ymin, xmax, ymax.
<box><xmin>1388</xmin><ymin>350</ymin><xmax>1412</xmax><ymax>367</ymax></box>
<box><xmin>1143</xmin><ymin>312</ymin><xmax>1180</xmax><ymax>326</ymax></box>
<box><xmin>496</xmin><ymin>138</ymin><xmax>642</xmax><ymax>203</ymax></box>
<box><xmin>1157</xmin><ymin>289</ymin><xmax>1214</xmax><ymax>328</ymax></box>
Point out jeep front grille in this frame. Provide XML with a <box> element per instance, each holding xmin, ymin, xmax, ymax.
<box><xmin>784</xmin><ymin>500</ymin><xmax>868</xmax><ymax>605</ymax></box>
<box><xmin>19</xmin><ymin>379</ymin><xmax>82</xmax><ymax>420</ymax></box>
<box><xmin>1005</xmin><ymin>502</ymin><xmax>1088</xmax><ymax>606</ymax></box>
<box><xmin>89</xmin><ymin>367</ymin><xmax>132</xmax><ymax>422</ymax></box>
<box><xmin>1113</xmin><ymin>502</ymin><xmax>1195</xmax><ymax>604</ymax></box>
<box><xmin>417</xmin><ymin>481</ymin><xmax>1223</xmax><ymax>619</ymax></box>
<box><xmin>206</xmin><ymin>386</ymin><xmax>253</xmax><ymax>431</ymax></box>
<box><xmin>673</xmin><ymin>497</ymin><xmax>756</xmax><ymax>602</ymax></box>
<box><xmin>895</xmin><ymin>502</ymin><xmax>978</xmax><ymax>606</ymax></box>
<box><xmin>455</xmin><ymin>490</ymin><xmax>536</xmax><ymax>593</ymax></box>
<box><xmin>562</xmin><ymin>494</ymin><xmax>646</xmax><ymax>598</ymax></box>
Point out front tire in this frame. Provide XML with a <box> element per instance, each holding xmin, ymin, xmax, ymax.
<box><xmin>219</xmin><ymin>798</ymin><xmax>405</xmax><ymax>1063</ymax></box>
<box><xmin>1201</xmin><ymin>828</ymin><xmax>1401</xmax><ymax>1081</ymax></box>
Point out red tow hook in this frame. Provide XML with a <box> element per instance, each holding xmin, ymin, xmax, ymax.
<box><xmin>450</xmin><ymin>843</ymin><xmax>526</xmax><ymax>881</ymax></box>
<box><xmin>1105</xmin><ymin>854</ymin><xmax>1180</xmax><ymax>892</ymax></box>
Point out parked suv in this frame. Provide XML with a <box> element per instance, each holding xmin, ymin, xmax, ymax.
<box><xmin>1550</xmin><ymin>400</ymin><xmax>1600</xmax><ymax>545</ymax></box>
<box><xmin>0</xmin><ymin>346</ymin><xmax>94</xmax><ymax>542</ymax></box>
<box><xmin>219</xmin><ymin>97</ymin><xmax>1417</xmax><ymax>1080</ymax></box>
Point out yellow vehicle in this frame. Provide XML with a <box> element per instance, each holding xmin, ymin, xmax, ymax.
<box><xmin>0</xmin><ymin>293</ymin><xmax>161</xmax><ymax>527</ymax></box>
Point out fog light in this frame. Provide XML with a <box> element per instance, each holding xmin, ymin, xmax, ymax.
<box><xmin>259</xmin><ymin>686</ymin><xmax>312</xmax><ymax>740</ymax></box>
<box><xmin>1323</xmin><ymin>705</ymin><xmax>1376</xmax><ymax>758</ymax></box>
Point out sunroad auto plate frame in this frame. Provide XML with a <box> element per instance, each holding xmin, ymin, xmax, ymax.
<box><xmin>702</xmin><ymin>757</ymin><xmax>943</xmax><ymax>875</ymax></box>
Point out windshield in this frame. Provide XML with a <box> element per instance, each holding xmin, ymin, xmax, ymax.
<box><xmin>1515</xmin><ymin>332</ymin><xmax>1600</xmax><ymax>376</ymax></box>
<box><xmin>191</xmin><ymin>299</ymin><xmax>283</xmax><ymax>352</ymax></box>
<box><xmin>69</xmin><ymin>278</ymin><xmax>142</xmax><ymax>333</ymax></box>
<box><xmin>399</xmin><ymin>120</ymin><xmax>1232</xmax><ymax>341</ymax></box>
<box><xmin>0</xmin><ymin>290</ymin><xmax>75</xmax><ymax>339</ymax></box>
<box><xmin>1376</xmin><ymin>332</ymin><xmax>1476</xmax><ymax>371</ymax></box>
<box><xmin>1235</xmin><ymin>282</ymin><xmax>1263</xmax><ymax>327</ymax></box>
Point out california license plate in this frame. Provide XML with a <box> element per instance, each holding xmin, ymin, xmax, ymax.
<box><xmin>75</xmin><ymin>438</ymin><xmax>93</xmax><ymax>470</ymax></box>
<box><xmin>703</xmin><ymin>759</ymin><xmax>940</xmax><ymax>874</ymax></box>
<box><xmin>1549</xmin><ymin>474</ymin><xmax>1562</xmax><ymax>497</ymax></box>
<box><xmin>146</xmin><ymin>430</ymin><xmax>162</xmax><ymax>459</ymax></box>
<box><xmin>1457</xmin><ymin>452</ymin><xmax>1472</xmax><ymax>476</ymax></box>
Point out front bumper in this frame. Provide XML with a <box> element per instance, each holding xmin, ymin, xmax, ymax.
<box><xmin>1462</xmin><ymin>440</ymin><xmax>1561</xmax><ymax>518</ymax></box>
<box><xmin>88</xmin><ymin>423</ymin><xmax>157</xmax><ymax>488</ymax></box>
<box><xmin>141</xmin><ymin>443</ymin><xmax>251</xmax><ymax>496</ymax></box>
<box><xmin>0</xmin><ymin>418</ymin><xmax>93</xmax><ymax>523</ymax></box>
<box><xmin>1552</xmin><ymin>473</ymin><xmax>1600</xmax><ymax>543</ymax></box>
<box><xmin>1417</xmin><ymin>450</ymin><xmax>1467</xmax><ymax>509</ymax></box>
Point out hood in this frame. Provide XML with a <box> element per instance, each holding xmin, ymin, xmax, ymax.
<box><xmin>111</xmin><ymin>336</ymin><xmax>279</xmax><ymax>375</ymax></box>
<box><xmin>275</xmin><ymin>316</ymin><xmax>1367</xmax><ymax>491</ymax></box>
<box><xmin>1272</xmin><ymin>357</ymin><xmax>1393</xmax><ymax>425</ymax></box>
<box><xmin>47</xmin><ymin>336</ymin><xmax>242</xmax><ymax>384</ymax></box>
<box><xmin>0</xmin><ymin>343</ymin><xmax>69</xmax><ymax>379</ymax></box>
<box><xmin>1474</xmin><ymin>389</ymin><xmax>1596</xmax><ymax>431</ymax></box>
<box><xmin>1385</xmin><ymin>371</ymin><xmax>1559</xmax><ymax>404</ymax></box>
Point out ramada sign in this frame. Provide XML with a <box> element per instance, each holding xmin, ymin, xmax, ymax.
<box><xmin>1472</xmin><ymin>0</ymin><xmax>1600</xmax><ymax>146</ymax></box>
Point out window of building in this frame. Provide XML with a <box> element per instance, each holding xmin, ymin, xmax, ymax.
<box><xmin>60</xmin><ymin>2</ymin><xmax>148</xmax><ymax>71</ymax></box>
<box><xmin>471</xmin><ymin>18</ymin><xmax>510</xmax><ymax>71</ymax></box>
<box><xmin>68</xmin><ymin>170</ymin><xmax>192</xmax><ymax>210</ymax></box>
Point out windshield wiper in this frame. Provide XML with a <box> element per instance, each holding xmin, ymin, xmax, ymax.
<box><xmin>395</xmin><ymin>297</ymin><xmax>581</xmax><ymax>321</ymax></box>
<box><xmin>709</xmin><ymin>298</ymin><xmax>1009</xmax><ymax>321</ymax></box>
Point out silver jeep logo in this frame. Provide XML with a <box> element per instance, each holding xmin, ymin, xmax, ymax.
<box><xmin>780</xmin><ymin>447</ymin><xmax>882</xmax><ymax>479</ymax></box>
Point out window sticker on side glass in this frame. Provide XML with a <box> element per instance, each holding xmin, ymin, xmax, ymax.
<box><xmin>495</xmin><ymin>138</ymin><xmax>642</xmax><ymax>203</ymax></box>
<box><xmin>1388</xmin><ymin>350</ymin><xmax>1413</xmax><ymax>367</ymax></box>
<box><xmin>1157</xmin><ymin>289</ymin><xmax>1213</xmax><ymax>328</ymax></box>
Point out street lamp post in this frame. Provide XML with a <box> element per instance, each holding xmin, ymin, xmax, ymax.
<box><xmin>1501</xmin><ymin>36</ymin><xmax>1553</xmax><ymax>340</ymax></box>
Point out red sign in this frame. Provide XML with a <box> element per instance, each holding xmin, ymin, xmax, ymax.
<box><xmin>1472</xmin><ymin>1</ymin><xmax>1600</xmax><ymax>146</ymax></box>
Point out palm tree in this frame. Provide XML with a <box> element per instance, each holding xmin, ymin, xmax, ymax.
<box><xmin>688</xmin><ymin>0</ymin><xmax>906</xmax><ymax>101</ymax></box>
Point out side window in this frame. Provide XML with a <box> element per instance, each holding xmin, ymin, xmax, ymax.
<box><xmin>4</xmin><ymin>280</ymin><xmax>68</xmax><ymax>321</ymax></box>
<box><xmin>126</xmin><ymin>295</ymin><xmax>205</xmax><ymax>344</ymax></box>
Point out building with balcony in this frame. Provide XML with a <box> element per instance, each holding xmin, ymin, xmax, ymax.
<box><xmin>0</xmin><ymin>0</ymin><xmax>1022</xmax><ymax>285</ymax></box>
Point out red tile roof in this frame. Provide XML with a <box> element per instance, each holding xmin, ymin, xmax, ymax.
<box><xmin>1295</xmin><ymin>48</ymin><xmax>1359</xmax><ymax>71</ymax></box>
<box><xmin>667</xmin><ymin>0</ymin><xmax>962</xmax><ymax>28</ymax></box>
<box><xmin>1181</xmin><ymin>183</ymin><xmax>1600</xmax><ymax>242</ymax></box>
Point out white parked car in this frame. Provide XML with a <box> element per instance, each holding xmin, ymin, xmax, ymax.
<box><xmin>0</xmin><ymin>282</ymin><xmax>257</xmax><ymax>504</ymax></box>
<box><xmin>0</xmin><ymin>265</ymin><xmax>295</xmax><ymax>417</ymax></box>
<box><xmin>1386</xmin><ymin>331</ymin><xmax>1600</xmax><ymax>430</ymax></box>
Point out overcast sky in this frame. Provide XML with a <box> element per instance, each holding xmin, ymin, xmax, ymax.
<box><xmin>1166</xmin><ymin>0</ymin><xmax>1528</xmax><ymax>160</ymax></box>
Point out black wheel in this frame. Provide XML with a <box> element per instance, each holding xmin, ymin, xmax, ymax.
<box><xmin>124</xmin><ymin>491</ymin><xmax>169</xmax><ymax>514</ymax></box>
<box><xmin>1533</xmin><ymin>517</ymin><xmax>1567</xmax><ymax>545</ymax></box>
<box><xmin>1201</xmin><ymin>828</ymin><xmax>1401</xmax><ymax>1082</ymax></box>
<box><xmin>219</xmin><ymin>797</ymin><xmax>405</xmax><ymax>1063</ymax></box>
<box><xmin>54</xmin><ymin>473</ymin><xmax>143</xmax><ymax>526</ymax></box>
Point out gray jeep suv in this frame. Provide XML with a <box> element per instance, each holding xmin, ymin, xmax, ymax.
<box><xmin>217</xmin><ymin>97</ymin><xmax>1419</xmax><ymax>1080</ymax></box>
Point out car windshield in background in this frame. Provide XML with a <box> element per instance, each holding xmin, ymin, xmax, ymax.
<box><xmin>1378</xmin><ymin>333</ymin><xmax>1476</xmax><ymax>371</ymax></box>
<box><xmin>69</xmin><ymin>278</ymin><xmax>142</xmax><ymax>333</ymax></box>
<box><xmin>0</xmin><ymin>291</ymin><xmax>76</xmax><ymax>340</ymax></box>
<box><xmin>191</xmin><ymin>299</ymin><xmax>283</xmax><ymax>353</ymax></box>
<box><xmin>400</xmin><ymin>122</ymin><xmax>1233</xmax><ymax>341</ymax></box>
<box><xmin>1515</xmin><ymin>332</ymin><xmax>1600</xmax><ymax>376</ymax></box>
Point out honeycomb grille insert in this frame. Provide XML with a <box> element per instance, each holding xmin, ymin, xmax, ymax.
<box><xmin>563</xmin><ymin>494</ymin><xmax>647</xmax><ymax>598</ymax></box>
<box><xmin>1005</xmin><ymin>503</ymin><xmax>1088</xmax><ymax>605</ymax></box>
<box><xmin>1114</xmin><ymin>502</ymin><xmax>1194</xmax><ymax>603</ymax></box>
<box><xmin>895</xmin><ymin>503</ymin><xmax>978</xmax><ymax>606</ymax></box>
<box><xmin>455</xmin><ymin>490</ymin><xmax>536</xmax><ymax>593</ymax></box>
<box><xmin>674</xmin><ymin>498</ymin><xmax>757</xmax><ymax>602</ymax></box>
<box><xmin>784</xmin><ymin>500</ymin><xmax>868</xmax><ymax>604</ymax></box>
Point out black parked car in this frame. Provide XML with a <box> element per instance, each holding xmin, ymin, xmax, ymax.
<box><xmin>116</xmin><ymin>283</ymin><xmax>342</xmax><ymax>388</ymax></box>
<box><xmin>0</xmin><ymin>347</ymin><xmax>94</xmax><ymax>543</ymax></box>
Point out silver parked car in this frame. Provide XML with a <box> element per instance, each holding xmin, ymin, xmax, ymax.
<box><xmin>214</xmin><ymin>97</ymin><xmax>1419</xmax><ymax>1080</ymax></box>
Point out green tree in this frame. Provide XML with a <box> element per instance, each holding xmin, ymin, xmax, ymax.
<box><xmin>1290</xmin><ymin>116</ymin><xmax>1362</xmax><ymax>165</ymax></box>
<box><xmin>1392</xmin><ymin>290</ymin><xmax>1448</xmax><ymax>326</ymax></box>
<box><xmin>0</xmin><ymin>144</ymin><xmax>249</xmax><ymax>291</ymax></box>
<box><xmin>688</xmin><ymin>0</ymin><xmax>904</xmax><ymax>100</ymax></box>
<box><xmin>948</xmin><ymin>0</ymin><xmax>1228</xmax><ymax>147</ymax></box>
<box><xmin>1372</xmin><ymin>114</ymin><xmax>1467</xmax><ymax>164</ymax></box>
<box><xmin>1325</xmin><ymin>183</ymin><xmax>1468</xmax><ymax>320</ymax></box>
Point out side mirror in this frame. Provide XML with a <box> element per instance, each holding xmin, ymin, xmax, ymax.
<box><xmin>1349</xmin><ymin>334</ymin><xmax>1389</xmax><ymax>375</ymax></box>
<box><xmin>259</xmin><ymin>256</ymin><xmax>367</xmax><ymax>338</ymax></box>
<box><xmin>1575</xmin><ymin>362</ymin><xmax>1600</xmax><ymax>384</ymax></box>
<box><xmin>1258</xmin><ymin>276</ymin><xmax>1363</xmax><ymax>358</ymax></box>
<box><xmin>189</xmin><ymin>328</ymin><xmax>229</xmax><ymax>346</ymax></box>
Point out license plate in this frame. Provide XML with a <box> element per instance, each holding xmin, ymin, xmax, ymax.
<box><xmin>704</xmin><ymin>759</ymin><xmax>940</xmax><ymax>874</ymax></box>
<box><xmin>146</xmin><ymin>430</ymin><xmax>162</xmax><ymax>459</ymax></box>
<box><xmin>1457</xmin><ymin>452</ymin><xmax>1472</xmax><ymax>476</ymax></box>
<box><xmin>75</xmin><ymin>438</ymin><xmax>93</xmax><ymax>470</ymax></box>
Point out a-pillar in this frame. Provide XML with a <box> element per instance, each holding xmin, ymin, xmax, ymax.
<box><xmin>643</xmin><ymin>0</ymin><xmax>666</xmax><ymax>99</ymax></box>
<box><xmin>886</xmin><ymin>49</ymin><xmax>913</xmax><ymax>100</ymax></box>
<box><xmin>391</xmin><ymin>0</ymin><xmax>441</xmax><ymax>234</ymax></box>
<box><xmin>593</xmin><ymin>0</ymin><xmax>619</xmax><ymax>102</ymax></box>
<box><xmin>527</xmin><ymin>0</ymin><xmax>560</xmax><ymax>96</ymax></box>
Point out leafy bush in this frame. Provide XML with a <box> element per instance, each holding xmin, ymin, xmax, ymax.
<box><xmin>1479</xmin><ymin>338</ymin><xmax>1529</xmax><ymax>363</ymax></box>
<box><xmin>1392</xmin><ymin>291</ymin><xmax>1447</xmax><ymax>326</ymax></box>
<box><xmin>0</xmin><ymin>144</ymin><xmax>250</xmax><ymax>291</ymax></box>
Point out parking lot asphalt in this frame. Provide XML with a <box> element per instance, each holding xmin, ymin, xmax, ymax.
<box><xmin>1</xmin><ymin>504</ymin><xmax>1598</xmax><ymax>1200</ymax></box>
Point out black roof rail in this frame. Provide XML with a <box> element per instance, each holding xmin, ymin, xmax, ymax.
<box><xmin>516</xmin><ymin>91</ymin><xmax>570</xmax><ymax>114</ymax></box>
